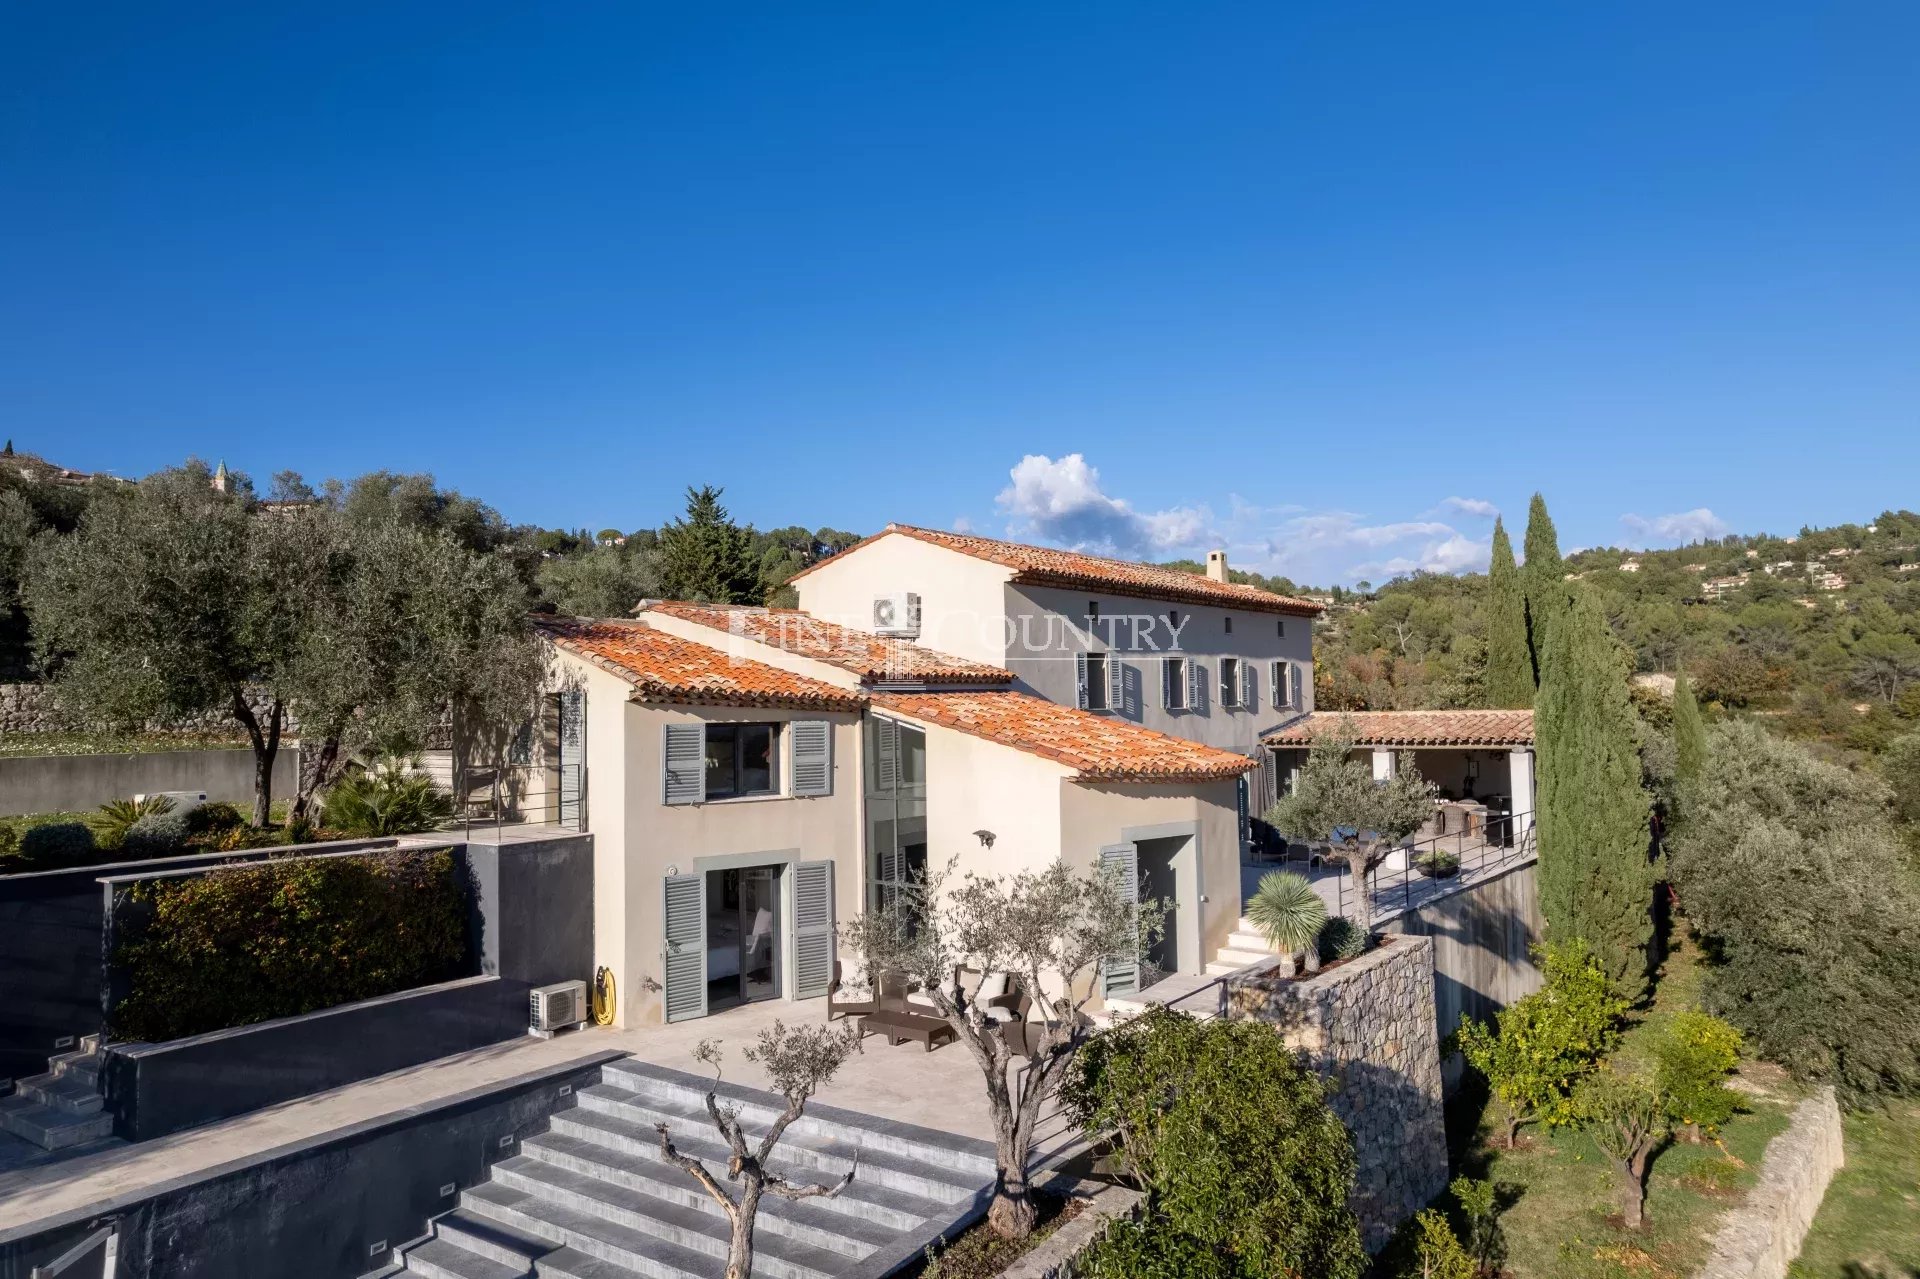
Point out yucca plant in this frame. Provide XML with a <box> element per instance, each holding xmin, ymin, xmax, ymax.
<box><xmin>320</xmin><ymin>755</ymin><xmax>455</xmax><ymax>837</ymax></box>
<box><xmin>1246</xmin><ymin>871</ymin><xmax>1328</xmax><ymax>977</ymax></box>
<box><xmin>90</xmin><ymin>795</ymin><xmax>177</xmax><ymax>851</ymax></box>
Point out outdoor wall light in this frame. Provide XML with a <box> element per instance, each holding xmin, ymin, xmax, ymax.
<box><xmin>974</xmin><ymin>829</ymin><xmax>996</xmax><ymax>849</ymax></box>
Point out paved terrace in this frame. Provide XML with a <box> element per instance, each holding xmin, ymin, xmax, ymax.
<box><xmin>0</xmin><ymin>996</ymin><xmax>1080</xmax><ymax>1235</ymax></box>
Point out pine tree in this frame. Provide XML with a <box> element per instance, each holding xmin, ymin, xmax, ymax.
<box><xmin>1671</xmin><ymin>670</ymin><xmax>1706</xmax><ymax>797</ymax></box>
<box><xmin>1486</xmin><ymin>516</ymin><xmax>1533</xmax><ymax>707</ymax></box>
<box><xmin>1522</xmin><ymin>493</ymin><xmax>1563</xmax><ymax>688</ymax></box>
<box><xmin>656</xmin><ymin>485</ymin><xmax>762</xmax><ymax>604</ymax></box>
<box><xmin>1535</xmin><ymin>584</ymin><xmax>1654</xmax><ymax>1003</ymax></box>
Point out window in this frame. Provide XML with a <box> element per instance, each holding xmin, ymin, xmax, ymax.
<box><xmin>1163</xmin><ymin>656</ymin><xmax>1188</xmax><ymax>710</ymax></box>
<box><xmin>705</xmin><ymin>723</ymin><xmax>779</xmax><ymax>800</ymax></box>
<box><xmin>1224</xmin><ymin>615</ymin><xmax>1233</xmax><ymax>635</ymax></box>
<box><xmin>1084</xmin><ymin>651</ymin><xmax>1109</xmax><ymax>711</ymax></box>
<box><xmin>866</xmin><ymin>717</ymin><xmax>927</xmax><ymax>911</ymax></box>
<box><xmin>1088</xmin><ymin>600</ymin><xmax>1100</xmax><ymax>623</ymax></box>
<box><xmin>1220</xmin><ymin>657</ymin><xmax>1240</xmax><ymax>710</ymax></box>
<box><xmin>1277</xmin><ymin>618</ymin><xmax>1286</xmax><ymax>638</ymax></box>
<box><xmin>1271</xmin><ymin>659</ymin><xmax>1290</xmax><ymax>709</ymax></box>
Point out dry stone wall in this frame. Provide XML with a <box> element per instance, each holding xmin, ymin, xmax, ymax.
<box><xmin>1226</xmin><ymin>934</ymin><xmax>1449</xmax><ymax>1252</ymax></box>
<box><xmin>1696</xmin><ymin>1087</ymin><xmax>1843</xmax><ymax>1279</ymax></box>
<box><xmin>0</xmin><ymin>682</ymin><xmax>292</xmax><ymax>736</ymax></box>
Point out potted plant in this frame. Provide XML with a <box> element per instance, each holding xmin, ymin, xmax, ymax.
<box><xmin>1414</xmin><ymin>849</ymin><xmax>1461</xmax><ymax>879</ymax></box>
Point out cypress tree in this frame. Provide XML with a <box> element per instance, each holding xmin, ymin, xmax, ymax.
<box><xmin>1672</xmin><ymin>670</ymin><xmax>1706</xmax><ymax>798</ymax></box>
<box><xmin>1535</xmin><ymin>584</ymin><xmax>1654</xmax><ymax>1003</ymax></box>
<box><xmin>657</xmin><ymin>485</ymin><xmax>762</xmax><ymax>604</ymax></box>
<box><xmin>1485</xmin><ymin>516</ymin><xmax>1533</xmax><ymax>707</ymax></box>
<box><xmin>1522</xmin><ymin>493</ymin><xmax>1563</xmax><ymax>688</ymax></box>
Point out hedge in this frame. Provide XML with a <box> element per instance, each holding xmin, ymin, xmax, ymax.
<box><xmin>111</xmin><ymin>848</ymin><xmax>470</xmax><ymax>1043</ymax></box>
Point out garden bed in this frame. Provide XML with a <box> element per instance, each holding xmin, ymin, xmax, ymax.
<box><xmin>895</xmin><ymin>1192</ymin><xmax>1085</xmax><ymax>1279</ymax></box>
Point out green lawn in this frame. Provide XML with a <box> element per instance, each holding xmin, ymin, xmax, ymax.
<box><xmin>1431</xmin><ymin>938</ymin><xmax>1806</xmax><ymax>1279</ymax></box>
<box><xmin>1788</xmin><ymin>1101</ymin><xmax>1920</xmax><ymax>1279</ymax></box>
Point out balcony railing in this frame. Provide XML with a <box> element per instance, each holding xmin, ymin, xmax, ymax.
<box><xmin>1327</xmin><ymin>809</ymin><xmax>1537</xmax><ymax>924</ymax></box>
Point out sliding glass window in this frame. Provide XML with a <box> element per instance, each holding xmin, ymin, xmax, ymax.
<box><xmin>865</xmin><ymin>716</ymin><xmax>927</xmax><ymax>910</ymax></box>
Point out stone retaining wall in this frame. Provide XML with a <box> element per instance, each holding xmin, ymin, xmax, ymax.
<box><xmin>1225</xmin><ymin>934</ymin><xmax>1449</xmax><ymax>1252</ymax></box>
<box><xmin>1696</xmin><ymin>1087</ymin><xmax>1843</xmax><ymax>1279</ymax></box>
<box><xmin>0</xmin><ymin>682</ymin><xmax>293</xmax><ymax>735</ymax></box>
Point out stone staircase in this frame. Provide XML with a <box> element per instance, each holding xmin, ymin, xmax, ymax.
<box><xmin>1205</xmin><ymin>918</ymin><xmax>1284</xmax><ymax>977</ymax></box>
<box><xmin>0</xmin><ymin>1034</ymin><xmax>115</xmax><ymax>1153</ymax></box>
<box><xmin>392</xmin><ymin>1058</ymin><xmax>997</xmax><ymax>1279</ymax></box>
<box><xmin>1104</xmin><ymin>916</ymin><xmax>1283</xmax><ymax>1018</ymax></box>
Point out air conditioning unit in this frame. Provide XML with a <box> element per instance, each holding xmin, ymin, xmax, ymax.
<box><xmin>134</xmin><ymin>790</ymin><xmax>207</xmax><ymax>813</ymax></box>
<box><xmin>528</xmin><ymin>980</ymin><xmax>589</xmax><ymax>1038</ymax></box>
<box><xmin>871</xmin><ymin>591</ymin><xmax>922</xmax><ymax>638</ymax></box>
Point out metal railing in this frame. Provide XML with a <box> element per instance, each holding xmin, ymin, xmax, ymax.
<box><xmin>31</xmin><ymin>1221</ymin><xmax>117</xmax><ymax>1279</ymax></box>
<box><xmin>1326</xmin><ymin>808</ymin><xmax>1537</xmax><ymax>924</ymax></box>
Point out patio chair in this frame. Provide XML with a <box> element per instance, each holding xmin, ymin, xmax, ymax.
<box><xmin>826</xmin><ymin>961</ymin><xmax>876</xmax><ymax>1022</ymax></box>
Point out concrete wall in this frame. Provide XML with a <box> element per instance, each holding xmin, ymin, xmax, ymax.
<box><xmin>1381</xmin><ymin>857</ymin><xmax>1544</xmax><ymax>1059</ymax></box>
<box><xmin>1227</xmin><ymin>935</ymin><xmax>1450</xmax><ymax>1253</ymax></box>
<box><xmin>0</xmin><ymin>1053</ymin><xmax>624</xmax><ymax>1279</ymax></box>
<box><xmin>1698</xmin><ymin>1088</ymin><xmax>1844</xmax><ymax>1279</ymax></box>
<box><xmin>793</xmin><ymin>532</ymin><xmax>1015</xmax><ymax>668</ymax></box>
<box><xmin>102</xmin><ymin>976</ymin><xmax>528</xmax><ymax>1142</ymax></box>
<box><xmin>465</xmin><ymin>833</ymin><xmax>594</xmax><ymax>989</ymax></box>
<box><xmin>0</xmin><ymin>746</ymin><xmax>300</xmax><ymax>817</ymax></box>
<box><xmin>1004</xmin><ymin>582</ymin><xmax>1313</xmax><ymax>755</ymax></box>
<box><xmin>0</xmin><ymin>839</ymin><xmax>398</xmax><ymax>1086</ymax></box>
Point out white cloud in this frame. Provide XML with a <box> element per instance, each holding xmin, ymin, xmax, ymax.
<box><xmin>996</xmin><ymin>454</ymin><xmax>1209</xmax><ymax>558</ymax></box>
<box><xmin>982</xmin><ymin>456</ymin><xmax>1496</xmax><ymax>585</ymax></box>
<box><xmin>1619</xmin><ymin>508</ymin><xmax>1730</xmax><ymax>548</ymax></box>
<box><xmin>951</xmin><ymin>514</ymin><xmax>974</xmax><ymax>533</ymax></box>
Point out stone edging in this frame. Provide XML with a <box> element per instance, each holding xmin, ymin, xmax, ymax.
<box><xmin>990</xmin><ymin>1176</ymin><xmax>1143</xmax><ymax>1279</ymax></box>
<box><xmin>1695</xmin><ymin>1086</ymin><xmax>1843</xmax><ymax>1279</ymax></box>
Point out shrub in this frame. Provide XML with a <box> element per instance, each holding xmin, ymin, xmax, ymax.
<box><xmin>1451</xmin><ymin>939</ymin><xmax>1625</xmax><ymax>1147</ymax></box>
<box><xmin>1414</xmin><ymin>850</ymin><xmax>1461</xmax><ymax>878</ymax></box>
<box><xmin>1079</xmin><ymin>1215</ymin><xmax>1246</xmax><ymax>1279</ymax></box>
<box><xmin>1318</xmin><ymin>915</ymin><xmax>1369</xmax><ymax>963</ymax></box>
<box><xmin>320</xmin><ymin>756</ymin><xmax>455</xmax><ymax>836</ymax></box>
<box><xmin>1668</xmin><ymin>722</ymin><xmax>1920</xmax><ymax>1103</ymax></box>
<box><xmin>111</xmin><ymin>847</ymin><xmax>469</xmax><ymax>1042</ymax></box>
<box><xmin>121</xmin><ymin>811</ymin><xmax>190</xmax><ymax>858</ymax></box>
<box><xmin>1061</xmin><ymin>1006</ymin><xmax>1366</xmax><ymax>1279</ymax></box>
<box><xmin>187</xmin><ymin>801</ymin><xmax>245</xmax><ymax>835</ymax></box>
<box><xmin>1572</xmin><ymin>1065</ymin><xmax>1671</xmax><ymax>1231</ymax></box>
<box><xmin>1245</xmin><ymin>870</ymin><xmax>1328</xmax><ymax>971</ymax></box>
<box><xmin>20</xmin><ymin>821</ymin><xmax>96</xmax><ymax>864</ymax></box>
<box><xmin>1405</xmin><ymin>1210</ymin><xmax>1475</xmax><ymax>1279</ymax></box>
<box><xmin>1655</xmin><ymin>1011</ymin><xmax>1743</xmax><ymax>1138</ymax></box>
<box><xmin>1451</xmin><ymin>1175</ymin><xmax>1505</xmax><ymax>1276</ymax></box>
<box><xmin>0</xmin><ymin>824</ymin><xmax>18</xmax><ymax>859</ymax></box>
<box><xmin>90</xmin><ymin>795</ymin><xmax>176</xmax><ymax>851</ymax></box>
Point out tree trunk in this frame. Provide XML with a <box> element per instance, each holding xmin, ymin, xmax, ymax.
<box><xmin>1345</xmin><ymin>846</ymin><xmax>1376</xmax><ymax>928</ymax></box>
<box><xmin>231</xmin><ymin>691</ymin><xmax>283</xmax><ymax>828</ymax></box>
<box><xmin>290</xmin><ymin>731</ymin><xmax>345</xmax><ymax>824</ymax></box>
<box><xmin>726</xmin><ymin>1184</ymin><xmax>761</xmax><ymax>1278</ymax></box>
<box><xmin>1504</xmin><ymin>1114</ymin><xmax>1522</xmax><ymax>1149</ymax></box>
<box><xmin>1614</xmin><ymin>1151</ymin><xmax>1649</xmax><ymax>1230</ymax></box>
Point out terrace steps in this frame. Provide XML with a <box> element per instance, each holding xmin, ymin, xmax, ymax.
<box><xmin>0</xmin><ymin>1033</ymin><xmax>114</xmax><ymax>1152</ymax></box>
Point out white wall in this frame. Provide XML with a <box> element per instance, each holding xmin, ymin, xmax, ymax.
<box><xmin>793</xmin><ymin>534</ymin><xmax>1014</xmax><ymax>668</ymax></box>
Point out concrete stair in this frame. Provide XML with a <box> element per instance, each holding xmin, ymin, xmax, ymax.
<box><xmin>1205</xmin><ymin>922</ymin><xmax>1284</xmax><ymax>977</ymax></box>
<box><xmin>1105</xmin><ymin>918</ymin><xmax>1285</xmax><ymax>1017</ymax></box>
<box><xmin>395</xmin><ymin>1058</ymin><xmax>996</xmax><ymax>1279</ymax></box>
<box><xmin>0</xmin><ymin>1034</ymin><xmax>114</xmax><ymax>1152</ymax></box>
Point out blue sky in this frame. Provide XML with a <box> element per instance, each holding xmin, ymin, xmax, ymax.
<box><xmin>4</xmin><ymin>2</ymin><xmax>1916</xmax><ymax>585</ymax></box>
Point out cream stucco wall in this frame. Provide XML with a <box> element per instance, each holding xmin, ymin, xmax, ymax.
<box><xmin>793</xmin><ymin>534</ymin><xmax>1015</xmax><ymax>668</ymax></box>
<box><xmin>891</xmin><ymin>711</ymin><xmax>1070</xmax><ymax>883</ymax></box>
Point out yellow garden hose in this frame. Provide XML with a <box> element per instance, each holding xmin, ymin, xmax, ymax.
<box><xmin>591</xmin><ymin>966</ymin><xmax>617</xmax><ymax>1026</ymax></box>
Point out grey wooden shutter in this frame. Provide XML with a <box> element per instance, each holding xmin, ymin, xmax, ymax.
<box><xmin>1291</xmin><ymin>662</ymin><xmax>1304</xmax><ymax>710</ymax></box>
<box><xmin>663</xmin><ymin>724</ymin><xmax>705</xmax><ymax>805</ymax></box>
<box><xmin>558</xmin><ymin>689</ymin><xmax>586</xmax><ymax>830</ymax></box>
<box><xmin>1106</xmin><ymin>654</ymin><xmax>1124</xmax><ymax>710</ymax></box>
<box><xmin>1242</xmin><ymin>662</ymin><xmax>1258</xmax><ymax>712</ymax></box>
<box><xmin>875</xmin><ymin>716</ymin><xmax>898</xmax><ymax>791</ymax></box>
<box><xmin>1074</xmin><ymin>652</ymin><xmax>1090</xmax><ymax>709</ymax></box>
<box><xmin>1162</xmin><ymin>657</ymin><xmax>1177</xmax><ymax>710</ymax></box>
<box><xmin>792</xmin><ymin>861</ymin><xmax>835</xmax><ymax>999</ymax></box>
<box><xmin>1099</xmin><ymin>843</ymin><xmax>1140</xmax><ymax>998</ymax></box>
<box><xmin>663</xmin><ymin>873</ymin><xmax>707</xmax><ymax>1023</ymax></box>
<box><xmin>790</xmin><ymin>720</ymin><xmax>832</xmax><ymax>797</ymax></box>
<box><xmin>1189</xmin><ymin>660</ymin><xmax>1205</xmax><ymax>712</ymax></box>
<box><xmin>1220</xmin><ymin>658</ymin><xmax>1236</xmax><ymax>710</ymax></box>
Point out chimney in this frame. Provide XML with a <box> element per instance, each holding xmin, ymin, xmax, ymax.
<box><xmin>1206</xmin><ymin>549</ymin><xmax>1229</xmax><ymax>583</ymax></box>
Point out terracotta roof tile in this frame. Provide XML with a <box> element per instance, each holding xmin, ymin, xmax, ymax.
<box><xmin>637</xmin><ymin>602</ymin><xmax>1011</xmax><ymax>685</ymax></box>
<box><xmin>789</xmin><ymin>524</ymin><xmax>1324</xmax><ymax>617</ymax></box>
<box><xmin>871</xmin><ymin>690</ymin><xmax>1256</xmax><ymax>783</ymax></box>
<box><xmin>539</xmin><ymin>619</ymin><xmax>863</xmax><ymax>712</ymax></box>
<box><xmin>1263</xmin><ymin>710</ymin><xmax>1534</xmax><ymax>748</ymax></box>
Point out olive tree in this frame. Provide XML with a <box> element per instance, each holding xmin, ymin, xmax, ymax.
<box><xmin>1265</xmin><ymin>718</ymin><xmax>1436</xmax><ymax>927</ymax></box>
<box><xmin>844</xmin><ymin>858</ymin><xmax>1155</xmax><ymax>1239</ymax></box>
<box><xmin>1573</xmin><ymin>1064</ymin><xmax>1671</xmax><ymax>1230</ymax></box>
<box><xmin>654</xmin><ymin>1022</ymin><xmax>862</xmax><ymax>1279</ymax></box>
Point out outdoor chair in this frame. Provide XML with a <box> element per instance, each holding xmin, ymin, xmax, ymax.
<box><xmin>826</xmin><ymin>960</ymin><xmax>876</xmax><ymax>1022</ymax></box>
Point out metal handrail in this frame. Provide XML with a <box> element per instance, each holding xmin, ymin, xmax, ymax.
<box><xmin>1327</xmin><ymin>808</ymin><xmax>1537</xmax><ymax>924</ymax></box>
<box><xmin>31</xmin><ymin>1222</ymin><xmax>117</xmax><ymax>1279</ymax></box>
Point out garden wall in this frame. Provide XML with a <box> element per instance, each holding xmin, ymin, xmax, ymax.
<box><xmin>0</xmin><ymin>682</ymin><xmax>291</xmax><ymax>736</ymax></box>
<box><xmin>0</xmin><ymin>1051</ymin><xmax>624</xmax><ymax>1279</ymax></box>
<box><xmin>0</xmin><ymin>839</ymin><xmax>397</xmax><ymax>1087</ymax></box>
<box><xmin>1697</xmin><ymin>1087</ymin><xmax>1844</xmax><ymax>1279</ymax></box>
<box><xmin>1227</xmin><ymin>935</ymin><xmax>1450</xmax><ymax>1252</ymax></box>
<box><xmin>0</xmin><ymin>745</ymin><xmax>300</xmax><ymax>816</ymax></box>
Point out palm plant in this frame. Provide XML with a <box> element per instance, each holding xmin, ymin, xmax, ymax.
<box><xmin>1245</xmin><ymin>871</ymin><xmax>1328</xmax><ymax>977</ymax></box>
<box><xmin>320</xmin><ymin>755</ymin><xmax>455</xmax><ymax>837</ymax></box>
<box><xmin>90</xmin><ymin>795</ymin><xmax>177</xmax><ymax>851</ymax></box>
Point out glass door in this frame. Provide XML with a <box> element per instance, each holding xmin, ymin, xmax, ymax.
<box><xmin>704</xmin><ymin>866</ymin><xmax>783</xmax><ymax>1013</ymax></box>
